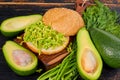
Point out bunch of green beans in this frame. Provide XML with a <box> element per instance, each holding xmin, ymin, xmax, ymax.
<box><xmin>37</xmin><ymin>41</ymin><xmax>79</xmax><ymax>80</ymax></box>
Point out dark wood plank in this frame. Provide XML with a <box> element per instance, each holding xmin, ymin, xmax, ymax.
<box><xmin>0</xmin><ymin>0</ymin><xmax>120</xmax><ymax>3</ymax></box>
<box><xmin>0</xmin><ymin>2</ymin><xmax>75</xmax><ymax>16</ymax></box>
<box><xmin>0</xmin><ymin>0</ymin><xmax>75</xmax><ymax>2</ymax></box>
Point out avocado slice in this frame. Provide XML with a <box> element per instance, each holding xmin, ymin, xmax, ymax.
<box><xmin>2</xmin><ymin>41</ymin><xmax>38</xmax><ymax>76</ymax></box>
<box><xmin>89</xmin><ymin>28</ymin><xmax>120</xmax><ymax>68</ymax></box>
<box><xmin>1</xmin><ymin>14</ymin><xmax>42</xmax><ymax>37</ymax></box>
<box><xmin>76</xmin><ymin>27</ymin><xmax>103</xmax><ymax>80</ymax></box>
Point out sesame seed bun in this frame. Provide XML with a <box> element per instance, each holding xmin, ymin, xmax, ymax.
<box><xmin>25</xmin><ymin>36</ymin><xmax>70</xmax><ymax>55</ymax></box>
<box><xmin>42</xmin><ymin>8</ymin><xmax>84</xmax><ymax>36</ymax></box>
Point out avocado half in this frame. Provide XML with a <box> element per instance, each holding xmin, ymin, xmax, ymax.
<box><xmin>76</xmin><ymin>27</ymin><xmax>103</xmax><ymax>80</ymax></box>
<box><xmin>2</xmin><ymin>41</ymin><xmax>38</xmax><ymax>76</ymax></box>
<box><xmin>1</xmin><ymin>14</ymin><xmax>42</xmax><ymax>37</ymax></box>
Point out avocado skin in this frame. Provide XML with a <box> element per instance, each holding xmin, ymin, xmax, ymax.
<box><xmin>8</xmin><ymin>63</ymin><xmax>37</xmax><ymax>76</ymax></box>
<box><xmin>1</xmin><ymin>14</ymin><xmax>42</xmax><ymax>37</ymax></box>
<box><xmin>76</xmin><ymin>27</ymin><xmax>102</xmax><ymax>80</ymax></box>
<box><xmin>1</xmin><ymin>30</ymin><xmax>23</xmax><ymax>37</ymax></box>
<box><xmin>8</xmin><ymin>57</ymin><xmax>37</xmax><ymax>76</ymax></box>
<box><xmin>89</xmin><ymin>28</ymin><xmax>120</xmax><ymax>68</ymax></box>
<box><xmin>2</xmin><ymin>41</ymin><xmax>38</xmax><ymax>76</ymax></box>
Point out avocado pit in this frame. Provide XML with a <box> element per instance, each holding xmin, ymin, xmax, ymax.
<box><xmin>81</xmin><ymin>48</ymin><xmax>97</xmax><ymax>74</ymax></box>
<box><xmin>12</xmin><ymin>50</ymin><xmax>33</xmax><ymax>66</ymax></box>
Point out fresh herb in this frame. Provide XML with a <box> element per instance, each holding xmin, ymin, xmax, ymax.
<box><xmin>23</xmin><ymin>21</ymin><xmax>67</xmax><ymax>50</ymax></box>
<box><xmin>83</xmin><ymin>0</ymin><xmax>120</xmax><ymax>38</ymax></box>
<box><xmin>36</xmin><ymin>69</ymin><xmax>42</xmax><ymax>73</ymax></box>
<box><xmin>37</xmin><ymin>41</ymin><xmax>79</xmax><ymax>80</ymax></box>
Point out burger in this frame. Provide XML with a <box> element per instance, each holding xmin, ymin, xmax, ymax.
<box><xmin>16</xmin><ymin>7</ymin><xmax>84</xmax><ymax>69</ymax></box>
<box><xmin>24</xmin><ymin>8</ymin><xmax>84</xmax><ymax>54</ymax></box>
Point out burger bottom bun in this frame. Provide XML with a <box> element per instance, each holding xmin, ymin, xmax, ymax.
<box><xmin>42</xmin><ymin>8</ymin><xmax>85</xmax><ymax>36</ymax></box>
<box><xmin>25</xmin><ymin>36</ymin><xmax>70</xmax><ymax>55</ymax></box>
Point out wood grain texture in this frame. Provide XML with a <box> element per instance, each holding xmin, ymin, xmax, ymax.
<box><xmin>0</xmin><ymin>0</ymin><xmax>75</xmax><ymax>2</ymax></box>
<box><xmin>0</xmin><ymin>0</ymin><xmax>120</xmax><ymax>15</ymax></box>
<box><xmin>0</xmin><ymin>0</ymin><xmax>119</xmax><ymax>3</ymax></box>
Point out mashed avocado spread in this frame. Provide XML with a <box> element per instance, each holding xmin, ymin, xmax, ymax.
<box><xmin>23</xmin><ymin>21</ymin><xmax>67</xmax><ymax>50</ymax></box>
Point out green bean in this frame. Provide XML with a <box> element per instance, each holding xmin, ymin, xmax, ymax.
<box><xmin>63</xmin><ymin>67</ymin><xmax>76</xmax><ymax>76</ymax></box>
<box><xmin>37</xmin><ymin>41</ymin><xmax>78</xmax><ymax>80</ymax></box>
<box><xmin>37</xmin><ymin>64</ymin><xmax>60</xmax><ymax>80</ymax></box>
<box><xmin>73</xmin><ymin>75</ymin><xmax>79</xmax><ymax>80</ymax></box>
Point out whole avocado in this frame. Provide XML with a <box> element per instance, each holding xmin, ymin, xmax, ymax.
<box><xmin>89</xmin><ymin>28</ymin><xmax>120</xmax><ymax>68</ymax></box>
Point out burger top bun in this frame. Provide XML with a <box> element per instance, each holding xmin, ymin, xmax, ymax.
<box><xmin>42</xmin><ymin>8</ymin><xmax>84</xmax><ymax>36</ymax></box>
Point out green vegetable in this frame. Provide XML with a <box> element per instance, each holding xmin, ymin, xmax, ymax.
<box><xmin>23</xmin><ymin>21</ymin><xmax>67</xmax><ymax>51</ymax></box>
<box><xmin>2</xmin><ymin>41</ymin><xmax>38</xmax><ymax>76</ymax></box>
<box><xmin>76</xmin><ymin>27</ymin><xmax>102</xmax><ymax>80</ymax></box>
<box><xmin>89</xmin><ymin>28</ymin><xmax>120</xmax><ymax>68</ymax></box>
<box><xmin>83</xmin><ymin>0</ymin><xmax>120</xmax><ymax>38</ymax></box>
<box><xmin>1</xmin><ymin>14</ymin><xmax>42</xmax><ymax>37</ymax></box>
<box><xmin>37</xmin><ymin>41</ymin><xmax>79</xmax><ymax>80</ymax></box>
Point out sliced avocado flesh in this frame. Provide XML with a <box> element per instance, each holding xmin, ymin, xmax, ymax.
<box><xmin>2</xmin><ymin>41</ymin><xmax>38</xmax><ymax>76</ymax></box>
<box><xmin>89</xmin><ymin>28</ymin><xmax>120</xmax><ymax>68</ymax></box>
<box><xmin>1</xmin><ymin>14</ymin><xmax>42</xmax><ymax>37</ymax></box>
<box><xmin>76</xmin><ymin>27</ymin><xmax>103</xmax><ymax>80</ymax></box>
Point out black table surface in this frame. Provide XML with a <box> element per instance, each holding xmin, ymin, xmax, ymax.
<box><xmin>0</xmin><ymin>1</ymin><xmax>120</xmax><ymax>80</ymax></box>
